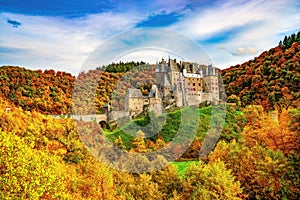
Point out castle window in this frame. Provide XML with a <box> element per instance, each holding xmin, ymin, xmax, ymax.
<box><xmin>193</xmin><ymin>83</ymin><xmax>195</xmax><ymax>86</ymax></box>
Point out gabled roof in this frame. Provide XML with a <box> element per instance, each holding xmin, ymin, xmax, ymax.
<box><xmin>161</xmin><ymin>73</ymin><xmax>172</xmax><ymax>87</ymax></box>
<box><xmin>155</xmin><ymin>69</ymin><xmax>172</xmax><ymax>87</ymax></box>
<box><xmin>156</xmin><ymin>63</ymin><xmax>170</xmax><ymax>73</ymax></box>
<box><xmin>127</xmin><ymin>88</ymin><xmax>144</xmax><ymax>98</ymax></box>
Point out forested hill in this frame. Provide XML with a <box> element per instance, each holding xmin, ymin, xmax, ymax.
<box><xmin>222</xmin><ymin>32</ymin><xmax>300</xmax><ymax>110</ymax></box>
<box><xmin>0</xmin><ymin>66</ymin><xmax>75</xmax><ymax>114</ymax></box>
<box><xmin>0</xmin><ymin>62</ymin><xmax>153</xmax><ymax>114</ymax></box>
<box><xmin>1</xmin><ymin>31</ymin><xmax>300</xmax><ymax>114</ymax></box>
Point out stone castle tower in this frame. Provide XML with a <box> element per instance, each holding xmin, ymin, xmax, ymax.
<box><xmin>125</xmin><ymin>58</ymin><xmax>220</xmax><ymax>117</ymax></box>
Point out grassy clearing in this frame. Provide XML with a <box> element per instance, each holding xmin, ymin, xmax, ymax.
<box><xmin>103</xmin><ymin>105</ymin><xmax>245</xmax><ymax>151</ymax></box>
<box><xmin>172</xmin><ymin>160</ymin><xmax>199</xmax><ymax>177</ymax></box>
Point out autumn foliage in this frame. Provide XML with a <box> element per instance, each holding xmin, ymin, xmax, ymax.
<box><xmin>0</xmin><ymin>66</ymin><xmax>75</xmax><ymax>114</ymax></box>
<box><xmin>242</xmin><ymin>105</ymin><xmax>299</xmax><ymax>155</ymax></box>
<box><xmin>222</xmin><ymin>38</ymin><xmax>300</xmax><ymax>110</ymax></box>
<box><xmin>0</xmin><ymin>62</ymin><xmax>154</xmax><ymax>115</ymax></box>
<box><xmin>1</xmin><ymin>33</ymin><xmax>300</xmax><ymax>199</ymax></box>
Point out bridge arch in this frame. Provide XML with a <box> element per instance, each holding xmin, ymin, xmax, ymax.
<box><xmin>99</xmin><ymin>120</ymin><xmax>108</xmax><ymax>128</ymax></box>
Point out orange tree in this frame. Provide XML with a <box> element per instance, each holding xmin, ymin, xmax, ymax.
<box><xmin>209</xmin><ymin>140</ymin><xmax>296</xmax><ymax>199</ymax></box>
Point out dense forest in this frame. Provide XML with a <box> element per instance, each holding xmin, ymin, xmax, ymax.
<box><xmin>75</xmin><ymin>62</ymin><xmax>155</xmax><ymax>114</ymax></box>
<box><xmin>222</xmin><ymin>31</ymin><xmax>300</xmax><ymax>110</ymax></box>
<box><xmin>1</xmin><ymin>33</ymin><xmax>300</xmax><ymax>199</ymax></box>
<box><xmin>0</xmin><ymin>61</ymin><xmax>153</xmax><ymax>114</ymax></box>
<box><xmin>0</xmin><ymin>67</ymin><xmax>75</xmax><ymax>114</ymax></box>
<box><xmin>1</xmin><ymin>94</ymin><xmax>299</xmax><ymax>199</ymax></box>
<box><xmin>2</xmin><ymin>32</ymin><xmax>300</xmax><ymax>114</ymax></box>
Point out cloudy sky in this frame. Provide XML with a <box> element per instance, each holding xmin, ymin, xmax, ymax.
<box><xmin>0</xmin><ymin>0</ymin><xmax>299</xmax><ymax>75</ymax></box>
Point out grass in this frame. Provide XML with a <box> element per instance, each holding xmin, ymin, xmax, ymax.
<box><xmin>103</xmin><ymin>108</ymin><xmax>185</xmax><ymax>147</ymax></box>
<box><xmin>102</xmin><ymin>105</ymin><xmax>245</xmax><ymax>152</ymax></box>
<box><xmin>172</xmin><ymin>160</ymin><xmax>199</xmax><ymax>178</ymax></box>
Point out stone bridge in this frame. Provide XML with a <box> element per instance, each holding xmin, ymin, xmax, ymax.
<box><xmin>71</xmin><ymin>114</ymin><xmax>108</xmax><ymax>123</ymax></box>
<box><xmin>50</xmin><ymin>111</ymin><xmax>129</xmax><ymax>124</ymax></box>
<box><xmin>50</xmin><ymin>114</ymin><xmax>108</xmax><ymax>123</ymax></box>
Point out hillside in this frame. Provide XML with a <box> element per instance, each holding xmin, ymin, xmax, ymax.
<box><xmin>73</xmin><ymin>63</ymin><xmax>155</xmax><ymax>114</ymax></box>
<box><xmin>1</xmin><ymin>91</ymin><xmax>299</xmax><ymax>199</ymax></box>
<box><xmin>0</xmin><ymin>66</ymin><xmax>75</xmax><ymax>114</ymax></box>
<box><xmin>1</xmin><ymin>33</ymin><xmax>300</xmax><ymax>114</ymax></box>
<box><xmin>1</xmin><ymin>33</ymin><xmax>300</xmax><ymax>199</ymax></box>
<box><xmin>222</xmin><ymin>32</ymin><xmax>300</xmax><ymax>110</ymax></box>
<box><xmin>0</xmin><ymin>62</ymin><xmax>154</xmax><ymax>114</ymax></box>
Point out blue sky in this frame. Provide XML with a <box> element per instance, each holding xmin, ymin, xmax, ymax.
<box><xmin>0</xmin><ymin>0</ymin><xmax>300</xmax><ymax>74</ymax></box>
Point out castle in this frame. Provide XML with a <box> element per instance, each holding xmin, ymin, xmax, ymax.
<box><xmin>124</xmin><ymin>58</ymin><xmax>220</xmax><ymax>117</ymax></box>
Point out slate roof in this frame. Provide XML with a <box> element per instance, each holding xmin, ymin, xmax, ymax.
<box><xmin>127</xmin><ymin>88</ymin><xmax>144</xmax><ymax>98</ymax></box>
<box><xmin>161</xmin><ymin>73</ymin><xmax>172</xmax><ymax>87</ymax></box>
<box><xmin>156</xmin><ymin>63</ymin><xmax>170</xmax><ymax>73</ymax></box>
<box><xmin>155</xmin><ymin>72</ymin><xmax>172</xmax><ymax>87</ymax></box>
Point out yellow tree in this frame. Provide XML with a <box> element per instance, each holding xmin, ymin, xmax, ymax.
<box><xmin>182</xmin><ymin>160</ymin><xmax>242</xmax><ymax>200</ymax></box>
<box><xmin>113</xmin><ymin>171</ymin><xmax>163</xmax><ymax>200</ymax></box>
<box><xmin>0</xmin><ymin>131</ymin><xmax>69</xmax><ymax>199</ymax></box>
<box><xmin>209</xmin><ymin>140</ymin><xmax>293</xmax><ymax>199</ymax></box>
<box><xmin>130</xmin><ymin>130</ymin><xmax>149</xmax><ymax>153</ymax></box>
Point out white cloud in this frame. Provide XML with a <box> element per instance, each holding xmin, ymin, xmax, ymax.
<box><xmin>0</xmin><ymin>12</ymin><xmax>140</xmax><ymax>74</ymax></box>
<box><xmin>150</xmin><ymin>0</ymin><xmax>190</xmax><ymax>13</ymax></box>
<box><xmin>1</xmin><ymin>0</ymin><xmax>299</xmax><ymax>73</ymax></box>
<box><xmin>114</xmin><ymin>49</ymin><xmax>184</xmax><ymax>64</ymax></box>
<box><xmin>247</xmin><ymin>47</ymin><xmax>257</xmax><ymax>55</ymax></box>
<box><xmin>114</xmin><ymin>0</ymin><xmax>189</xmax><ymax>16</ymax></box>
<box><xmin>232</xmin><ymin>47</ymin><xmax>257</xmax><ymax>56</ymax></box>
<box><xmin>236</xmin><ymin>47</ymin><xmax>246</xmax><ymax>55</ymax></box>
<box><xmin>169</xmin><ymin>0</ymin><xmax>300</xmax><ymax>68</ymax></box>
<box><xmin>171</xmin><ymin>0</ymin><xmax>266</xmax><ymax>39</ymax></box>
<box><xmin>83</xmin><ymin>28</ymin><xmax>213</xmax><ymax>71</ymax></box>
